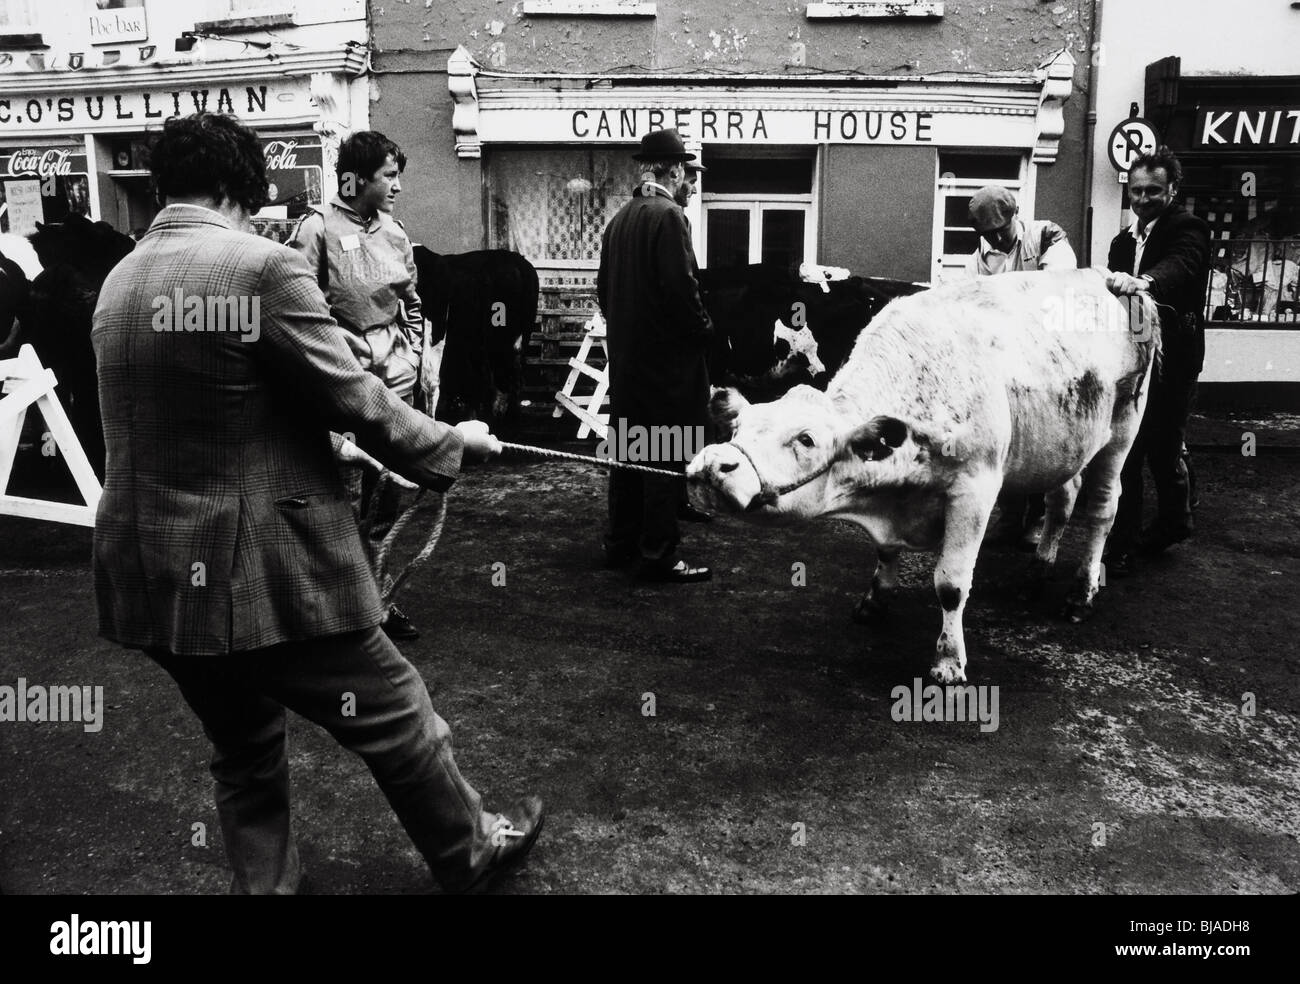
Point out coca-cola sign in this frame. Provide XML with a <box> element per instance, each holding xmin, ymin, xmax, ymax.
<box><xmin>6</xmin><ymin>148</ymin><xmax>76</xmax><ymax>178</ymax></box>
<box><xmin>264</xmin><ymin>139</ymin><xmax>300</xmax><ymax>171</ymax></box>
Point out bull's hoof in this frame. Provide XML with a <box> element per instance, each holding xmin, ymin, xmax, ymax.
<box><xmin>929</xmin><ymin>656</ymin><xmax>967</xmax><ymax>684</ymax></box>
<box><xmin>851</xmin><ymin>589</ymin><xmax>894</xmax><ymax>624</ymax></box>
<box><xmin>1062</xmin><ymin>599</ymin><xmax>1095</xmax><ymax>624</ymax></box>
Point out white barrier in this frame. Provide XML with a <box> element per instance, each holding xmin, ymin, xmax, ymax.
<box><xmin>0</xmin><ymin>344</ymin><xmax>102</xmax><ymax>527</ymax></box>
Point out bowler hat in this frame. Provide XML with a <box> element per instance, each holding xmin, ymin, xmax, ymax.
<box><xmin>633</xmin><ymin>128</ymin><xmax>697</xmax><ymax>163</ymax></box>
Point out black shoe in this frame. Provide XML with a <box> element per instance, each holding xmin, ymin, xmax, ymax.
<box><xmin>678</xmin><ymin>503</ymin><xmax>713</xmax><ymax>523</ymax></box>
<box><xmin>382</xmin><ymin>604</ymin><xmax>419</xmax><ymax>640</ymax></box>
<box><xmin>456</xmin><ymin>795</ymin><xmax>545</xmax><ymax>895</ymax></box>
<box><xmin>637</xmin><ymin>559</ymin><xmax>712</xmax><ymax>583</ymax></box>
<box><xmin>1103</xmin><ymin>551</ymin><xmax>1134</xmax><ymax>579</ymax></box>
<box><xmin>1137</xmin><ymin>526</ymin><xmax>1192</xmax><ymax>556</ymax></box>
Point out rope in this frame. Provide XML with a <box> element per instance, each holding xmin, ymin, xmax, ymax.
<box><xmin>499</xmin><ymin>441</ymin><xmax>683</xmax><ymax>477</ymax></box>
<box><xmin>370</xmin><ymin>476</ymin><xmax>449</xmax><ymax>610</ymax></box>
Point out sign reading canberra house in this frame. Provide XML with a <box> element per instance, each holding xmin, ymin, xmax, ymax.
<box><xmin>476</xmin><ymin>106</ymin><xmax>1034</xmax><ymax>147</ymax></box>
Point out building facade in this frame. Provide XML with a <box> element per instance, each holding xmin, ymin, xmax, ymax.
<box><xmin>0</xmin><ymin>0</ymin><xmax>369</xmax><ymax>241</ymax></box>
<box><xmin>370</xmin><ymin>0</ymin><xmax>1095</xmax><ymax>287</ymax></box>
<box><xmin>1087</xmin><ymin>0</ymin><xmax>1300</xmax><ymax>397</ymax></box>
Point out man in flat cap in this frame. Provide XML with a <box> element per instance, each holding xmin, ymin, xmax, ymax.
<box><xmin>966</xmin><ymin>185</ymin><xmax>1077</xmax><ymax>277</ymax></box>
<box><xmin>966</xmin><ymin>185</ymin><xmax>1078</xmax><ymax>550</ymax></box>
<box><xmin>597</xmin><ymin>127</ymin><xmax>714</xmax><ymax>582</ymax></box>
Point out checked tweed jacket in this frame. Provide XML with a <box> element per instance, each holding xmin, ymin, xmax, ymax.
<box><xmin>92</xmin><ymin>204</ymin><xmax>465</xmax><ymax>656</ymax></box>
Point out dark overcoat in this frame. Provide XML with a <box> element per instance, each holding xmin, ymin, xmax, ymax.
<box><xmin>596</xmin><ymin>184</ymin><xmax>712</xmax><ymax>433</ymax></box>
<box><xmin>1108</xmin><ymin>202</ymin><xmax>1211</xmax><ymax>375</ymax></box>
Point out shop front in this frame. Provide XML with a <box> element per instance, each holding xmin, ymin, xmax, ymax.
<box><xmin>1139</xmin><ymin>70</ymin><xmax>1300</xmax><ymax>397</ymax></box>
<box><xmin>0</xmin><ymin>56</ymin><xmax>365</xmax><ymax>241</ymax></box>
<box><xmin>448</xmin><ymin>46</ymin><xmax>1080</xmax><ymax>286</ymax></box>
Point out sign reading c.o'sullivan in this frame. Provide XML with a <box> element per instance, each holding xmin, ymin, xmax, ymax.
<box><xmin>0</xmin><ymin>80</ymin><xmax>316</xmax><ymax>133</ymax></box>
<box><xmin>476</xmin><ymin>106</ymin><xmax>1034</xmax><ymax>148</ymax></box>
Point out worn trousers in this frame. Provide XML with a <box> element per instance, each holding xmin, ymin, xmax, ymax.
<box><xmin>606</xmin><ymin>465</ymin><xmax>684</xmax><ymax>565</ymax></box>
<box><xmin>148</xmin><ymin>627</ymin><xmax>499</xmax><ymax>894</ymax></box>
<box><xmin>1110</xmin><ymin>367</ymin><xmax>1199</xmax><ymax>551</ymax></box>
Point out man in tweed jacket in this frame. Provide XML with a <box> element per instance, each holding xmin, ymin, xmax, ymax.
<box><xmin>92</xmin><ymin>113</ymin><xmax>542</xmax><ymax>894</ymax></box>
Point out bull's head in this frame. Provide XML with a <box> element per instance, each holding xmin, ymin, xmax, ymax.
<box><xmin>687</xmin><ymin>385</ymin><xmax>910</xmax><ymax>518</ymax></box>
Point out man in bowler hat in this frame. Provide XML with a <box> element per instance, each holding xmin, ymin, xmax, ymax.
<box><xmin>597</xmin><ymin>128</ymin><xmax>714</xmax><ymax>582</ymax></box>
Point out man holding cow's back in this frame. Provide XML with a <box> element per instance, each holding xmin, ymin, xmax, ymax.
<box><xmin>1103</xmin><ymin>147</ymin><xmax>1211</xmax><ymax>577</ymax></box>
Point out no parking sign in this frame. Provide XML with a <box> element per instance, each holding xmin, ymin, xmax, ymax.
<box><xmin>1107</xmin><ymin>117</ymin><xmax>1161</xmax><ymax>182</ymax></box>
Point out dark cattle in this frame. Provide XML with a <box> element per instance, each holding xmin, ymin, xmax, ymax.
<box><xmin>0</xmin><ymin>249</ymin><xmax>30</xmax><ymax>357</ymax></box>
<box><xmin>27</xmin><ymin>216</ymin><xmax>136</xmax><ymax>478</ymax></box>
<box><xmin>697</xmin><ymin>264</ymin><xmax>927</xmax><ymax>402</ymax></box>
<box><xmin>412</xmin><ymin>245</ymin><xmax>539</xmax><ymax>427</ymax></box>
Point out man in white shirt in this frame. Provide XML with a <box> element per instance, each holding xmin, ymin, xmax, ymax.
<box><xmin>966</xmin><ymin>186</ymin><xmax>1077</xmax><ymax>550</ymax></box>
<box><xmin>965</xmin><ymin>185</ymin><xmax>1077</xmax><ymax>276</ymax></box>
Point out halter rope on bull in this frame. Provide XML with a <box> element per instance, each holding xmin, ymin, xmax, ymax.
<box><xmin>368</xmin><ymin>432</ymin><xmax>871</xmax><ymax>603</ymax></box>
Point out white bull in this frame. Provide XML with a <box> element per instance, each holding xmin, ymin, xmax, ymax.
<box><xmin>687</xmin><ymin>268</ymin><xmax>1160</xmax><ymax>683</ymax></box>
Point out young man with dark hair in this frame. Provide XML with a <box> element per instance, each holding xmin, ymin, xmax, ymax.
<box><xmin>290</xmin><ymin>130</ymin><xmax>426</xmax><ymax>638</ymax></box>
<box><xmin>1103</xmin><ymin>146</ymin><xmax>1211</xmax><ymax>577</ymax></box>
<box><xmin>94</xmin><ymin>112</ymin><xmax>543</xmax><ymax>894</ymax></box>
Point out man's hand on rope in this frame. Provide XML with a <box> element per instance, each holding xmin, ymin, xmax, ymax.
<box><xmin>455</xmin><ymin>419</ymin><xmax>503</xmax><ymax>463</ymax></box>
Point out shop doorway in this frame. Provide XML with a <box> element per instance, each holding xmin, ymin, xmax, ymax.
<box><xmin>699</xmin><ymin>150</ymin><xmax>816</xmax><ymax>271</ymax></box>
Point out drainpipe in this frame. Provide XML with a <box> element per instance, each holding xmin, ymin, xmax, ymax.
<box><xmin>1082</xmin><ymin>0</ymin><xmax>1102</xmax><ymax>266</ymax></box>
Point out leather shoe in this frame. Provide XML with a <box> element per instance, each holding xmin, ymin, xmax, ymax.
<box><xmin>457</xmin><ymin>795</ymin><xmax>545</xmax><ymax>895</ymax></box>
<box><xmin>637</xmin><ymin>559</ymin><xmax>712</xmax><ymax>583</ymax></box>
<box><xmin>1103</xmin><ymin>551</ymin><xmax>1133</xmax><ymax>579</ymax></box>
<box><xmin>382</xmin><ymin>604</ymin><xmax>419</xmax><ymax>640</ymax></box>
<box><xmin>678</xmin><ymin>503</ymin><xmax>713</xmax><ymax>523</ymax></box>
<box><xmin>1137</xmin><ymin>526</ymin><xmax>1192</xmax><ymax>556</ymax></box>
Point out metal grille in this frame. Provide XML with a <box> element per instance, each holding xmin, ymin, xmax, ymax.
<box><xmin>486</xmin><ymin>147</ymin><xmax>644</xmax><ymax>264</ymax></box>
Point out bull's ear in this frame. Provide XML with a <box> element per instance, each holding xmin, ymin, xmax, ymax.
<box><xmin>709</xmin><ymin>387</ymin><xmax>748</xmax><ymax>441</ymax></box>
<box><xmin>845</xmin><ymin>415</ymin><xmax>909</xmax><ymax>461</ymax></box>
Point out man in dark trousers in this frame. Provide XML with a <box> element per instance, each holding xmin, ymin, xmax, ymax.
<box><xmin>597</xmin><ymin>128</ymin><xmax>714</xmax><ymax>582</ymax></box>
<box><xmin>1103</xmin><ymin>147</ymin><xmax>1211</xmax><ymax>577</ymax></box>
<box><xmin>93</xmin><ymin>112</ymin><xmax>542</xmax><ymax>894</ymax></box>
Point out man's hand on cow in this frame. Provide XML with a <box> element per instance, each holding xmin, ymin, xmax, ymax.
<box><xmin>1105</xmin><ymin>271</ymin><xmax>1149</xmax><ymax>296</ymax></box>
<box><xmin>334</xmin><ymin>436</ymin><xmax>420</xmax><ymax>489</ymax></box>
<box><xmin>455</xmin><ymin>419</ymin><xmax>503</xmax><ymax>463</ymax></box>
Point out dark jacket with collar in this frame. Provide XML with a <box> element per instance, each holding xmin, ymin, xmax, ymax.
<box><xmin>1107</xmin><ymin>201</ymin><xmax>1211</xmax><ymax>375</ymax></box>
<box><xmin>597</xmin><ymin>183</ymin><xmax>713</xmax><ymax>430</ymax></box>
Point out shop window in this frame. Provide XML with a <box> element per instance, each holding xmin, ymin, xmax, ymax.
<box><xmin>486</xmin><ymin>147</ymin><xmax>644</xmax><ymax>269</ymax></box>
<box><xmin>807</xmin><ymin>1</ymin><xmax>944</xmax><ymax>19</ymax></box>
<box><xmin>1181</xmin><ymin>159</ymin><xmax>1300</xmax><ymax>326</ymax></box>
<box><xmin>932</xmin><ymin>151</ymin><xmax>1025</xmax><ymax>284</ymax></box>
<box><xmin>700</xmin><ymin>150</ymin><xmax>815</xmax><ymax>271</ymax></box>
<box><xmin>0</xmin><ymin>144</ymin><xmax>91</xmax><ymax>235</ymax></box>
<box><xmin>251</xmin><ymin>133</ymin><xmax>324</xmax><ymax>243</ymax></box>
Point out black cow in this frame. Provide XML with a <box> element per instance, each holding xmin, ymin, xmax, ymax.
<box><xmin>412</xmin><ymin>245</ymin><xmax>539</xmax><ymax>427</ymax></box>
<box><xmin>26</xmin><ymin>216</ymin><xmax>136</xmax><ymax>478</ymax></box>
<box><xmin>697</xmin><ymin>263</ymin><xmax>927</xmax><ymax>402</ymax></box>
<box><xmin>0</xmin><ymin>248</ymin><xmax>30</xmax><ymax>358</ymax></box>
